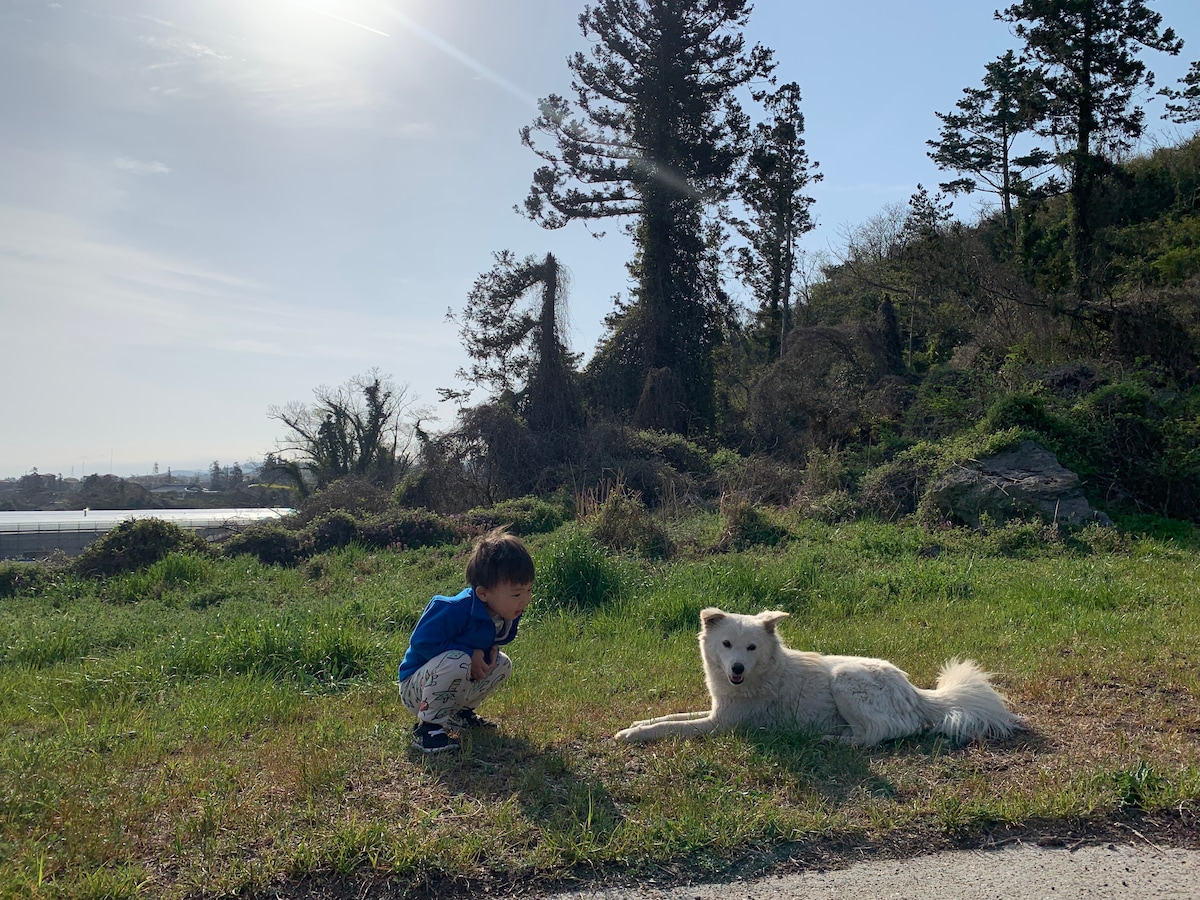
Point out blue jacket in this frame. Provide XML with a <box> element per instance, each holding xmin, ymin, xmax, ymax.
<box><xmin>397</xmin><ymin>587</ymin><xmax>522</xmax><ymax>682</ymax></box>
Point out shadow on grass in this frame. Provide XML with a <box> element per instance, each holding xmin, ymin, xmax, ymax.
<box><xmin>741</xmin><ymin>722</ymin><xmax>1052</xmax><ymax>806</ymax></box>
<box><xmin>413</xmin><ymin>729</ymin><xmax>626</xmax><ymax>846</ymax></box>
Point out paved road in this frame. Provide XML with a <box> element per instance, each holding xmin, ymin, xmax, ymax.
<box><xmin>546</xmin><ymin>842</ymin><xmax>1200</xmax><ymax>899</ymax></box>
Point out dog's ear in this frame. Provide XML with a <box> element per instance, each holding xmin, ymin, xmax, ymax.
<box><xmin>758</xmin><ymin>610</ymin><xmax>789</xmax><ymax>633</ymax></box>
<box><xmin>700</xmin><ymin>607</ymin><xmax>727</xmax><ymax>628</ymax></box>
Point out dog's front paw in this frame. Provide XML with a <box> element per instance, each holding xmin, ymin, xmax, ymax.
<box><xmin>614</xmin><ymin>725</ymin><xmax>646</xmax><ymax>742</ymax></box>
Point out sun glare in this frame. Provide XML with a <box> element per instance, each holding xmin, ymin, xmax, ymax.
<box><xmin>251</xmin><ymin>0</ymin><xmax>392</xmax><ymax>46</ymax></box>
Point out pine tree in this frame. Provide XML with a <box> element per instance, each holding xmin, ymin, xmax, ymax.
<box><xmin>998</xmin><ymin>0</ymin><xmax>1182</xmax><ymax>307</ymax></box>
<box><xmin>520</xmin><ymin>0</ymin><xmax>774</xmax><ymax>433</ymax></box>
<box><xmin>1161</xmin><ymin>60</ymin><xmax>1200</xmax><ymax>123</ymax></box>
<box><xmin>927</xmin><ymin>49</ymin><xmax>1055</xmax><ymax>236</ymax></box>
<box><xmin>735</xmin><ymin>82</ymin><xmax>820</xmax><ymax>361</ymax></box>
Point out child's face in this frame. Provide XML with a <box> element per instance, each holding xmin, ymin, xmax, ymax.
<box><xmin>476</xmin><ymin>580</ymin><xmax>533</xmax><ymax>620</ymax></box>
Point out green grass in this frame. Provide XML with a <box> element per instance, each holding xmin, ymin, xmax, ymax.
<box><xmin>2</xmin><ymin>518</ymin><xmax>1199</xmax><ymax>898</ymax></box>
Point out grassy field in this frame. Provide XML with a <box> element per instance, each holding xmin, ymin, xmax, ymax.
<box><xmin>2</xmin><ymin>515</ymin><xmax>1199</xmax><ymax>898</ymax></box>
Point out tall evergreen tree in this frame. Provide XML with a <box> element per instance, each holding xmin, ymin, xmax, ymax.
<box><xmin>735</xmin><ymin>82</ymin><xmax>820</xmax><ymax>361</ymax></box>
<box><xmin>998</xmin><ymin>0</ymin><xmax>1182</xmax><ymax>307</ymax></box>
<box><xmin>520</xmin><ymin>0</ymin><xmax>774</xmax><ymax>433</ymax></box>
<box><xmin>1161</xmin><ymin>59</ymin><xmax>1200</xmax><ymax>123</ymax></box>
<box><xmin>927</xmin><ymin>50</ymin><xmax>1055</xmax><ymax>236</ymax></box>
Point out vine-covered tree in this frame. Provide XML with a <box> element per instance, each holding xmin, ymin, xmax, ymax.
<box><xmin>268</xmin><ymin>370</ymin><xmax>420</xmax><ymax>494</ymax></box>
<box><xmin>520</xmin><ymin>0</ymin><xmax>774</xmax><ymax>433</ymax></box>
<box><xmin>1161</xmin><ymin>59</ymin><xmax>1200</xmax><ymax>123</ymax></box>
<box><xmin>928</xmin><ymin>49</ymin><xmax>1055</xmax><ymax>236</ymax></box>
<box><xmin>735</xmin><ymin>82</ymin><xmax>820</xmax><ymax>361</ymax></box>
<box><xmin>998</xmin><ymin>0</ymin><xmax>1183</xmax><ymax>306</ymax></box>
<box><xmin>447</xmin><ymin>251</ymin><xmax>583</xmax><ymax>434</ymax></box>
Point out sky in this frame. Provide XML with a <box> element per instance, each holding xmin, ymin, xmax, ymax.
<box><xmin>2</xmin><ymin>0</ymin><xmax>1198</xmax><ymax>480</ymax></box>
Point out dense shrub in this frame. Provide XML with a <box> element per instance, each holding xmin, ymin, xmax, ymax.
<box><xmin>297</xmin><ymin>477</ymin><xmax>390</xmax><ymax>524</ymax></box>
<box><xmin>717</xmin><ymin>496</ymin><xmax>790</xmax><ymax>550</ymax></box>
<box><xmin>308</xmin><ymin>511</ymin><xmax>359</xmax><ymax>553</ymax></box>
<box><xmin>858</xmin><ymin>450</ymin><xmax>937</xmax><ymax>522</ymax></box>
<box><xmin>0</xmin><ymin>561</ymin><xmax>58</xmax><ymax>598</ymax></box>
<box><xmin>983</xmin><ymin>391</ymin><xmax>1058</xmax><ymax>437</ymax></box>
<box><xmin>629</xmin><ymin>430</ymin><xmax>713</xmax><ymax>476</ymax></box>
<box><xmin>463</xmin><ymin>496</ymin><xmax>571</xmax><ymax>536</ymax></box>
<box><xmin>712</xmin><ymin>454</ymin><xmax>807</xmax><ymax>506</ymax></box>
<box><xmin>1049</xmin><ymin>379</ymin><xmax>1200</xmax><ymax>520</ymax></box>
<box><xmin>165</xmin><ymin>614</ymin><xmax>379</xmax><ymax>685</ymax></box>
<box><xmin>357</xmin><ymin>509</ymin><xmax>468</xmax><ymax>551</ymax></box>
<box><xmin>801</xmin><ymin>489</ymin><xmax>858</xmax><ymax>523</ymax></box>
<box><xmin>586</xmin><ymin>487</ymin><xmax>674</xmax><ymax>559</ymax></box>
<box><xmin>907</xmin><ymin>365</ymin><xmax>990</xmax><ymax>439</ymax></box>
<box><xmin>73</xmin><ymin>518</ymin><xmax>212</xmax><ymax>578</ymax></box>
<box><xmin>533</xmin><ymin>529</ymin><xmax>627</xmax><ymax>613</ymax></box>
<box><xmin>221</xmin><ymin>522</ymin><xmax>303</xmax><ymax>567</ymax></box>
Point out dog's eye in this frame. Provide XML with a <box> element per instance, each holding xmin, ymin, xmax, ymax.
<box><xmin>747</xmin><ymin>644</ymin><xmax>757</xmax><ymax>651</ymax></box>
<box><xmin>722</xmin><ymin>640</ymin><xmax>731</xmax><ymax>648</ymax></box>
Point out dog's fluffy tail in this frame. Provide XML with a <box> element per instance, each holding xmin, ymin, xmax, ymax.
<box><xmin>926</xmin><ymin>658</ymin><xmax>1023</xmax><ymax>742</ymax></box>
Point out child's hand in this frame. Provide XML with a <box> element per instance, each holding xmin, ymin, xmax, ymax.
<box><xmin>470</xmin><ymin>647</ymin><xmax>496</xmax><ymax>681</ymax></box>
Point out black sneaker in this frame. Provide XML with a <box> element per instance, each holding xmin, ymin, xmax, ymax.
<box><xmin>447</xmin><ymin>708</ymin><xmax>498</xmax><ymax>730</ymax></box>
<box><xmin>411</xmin><ymin>721</ymin><xmax>460</xmax><ymax>754</ymax></box>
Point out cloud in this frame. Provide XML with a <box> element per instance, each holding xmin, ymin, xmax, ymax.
<box><xmin>114</xmin><ymin>156</ymin><xmax>171</xmax><ymax>175</ymax></box>
<box><xmin>0</xmin><ymin>204</ymin><xmax>454</xmax><ymax>364</ymax></box>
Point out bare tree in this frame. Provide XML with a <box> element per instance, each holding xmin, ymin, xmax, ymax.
<box><xmin>268</xmin><ymin>370</ymin><xmax>423</xmax><ymax>494</ymax></box>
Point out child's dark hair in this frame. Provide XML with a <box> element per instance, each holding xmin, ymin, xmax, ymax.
<box><xmin>465</xmin><ymin>526</ymin><xmax>535</xmax><ymax>589</ymax></box>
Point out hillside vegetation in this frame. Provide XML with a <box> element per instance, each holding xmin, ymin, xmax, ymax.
<box><xmin>393</xmin><ymin>134</ymin><xmax>1200</xmax><ymax>530</ymax></box>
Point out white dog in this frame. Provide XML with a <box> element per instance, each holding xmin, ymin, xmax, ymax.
<box><xmin>615</xmin><ymin>608</ymin><xmax>1022</xmax><ymax>746</ymax></box>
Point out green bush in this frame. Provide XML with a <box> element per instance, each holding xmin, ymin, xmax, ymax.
<box><xmin>297</xmin><ymin>477</ymin><xmax>390</xmax><ymax>524</ymax></box>
<box><xmin>718</xmin><ymin>497</ymin><xmax>790</xmax><ymax>550</ymax></box>
<box><xmin>166</xmin><ymin>613</ymin><xmax>379</xmax><ymax>685</ymax></box>
<box><xmin>907</xmin><ymin>365</ymin><xmax>990</xmax><ymax>439</ymax></box>
<box><xmin>221</xmin><ymin>522</ymin><xmax>304</xmax><ymax>567</ymax></box>
<box><xmin>1051</xmin><ymin>377</ymin><xmax>1197</xmax><ymax>517</ymax></box>
<box><xmin>308</xmin><ymin>511</ymin><xmax>359</xmax><ymax>553</ymax></box>
<box><xmin>463</xmin><ymin>496</ymin><xmax>570</xmax><ymax>536</ymax></box>
<box><xmin>357</xmin><ymin>509</ymin><xmax>467</xmax><ymax>551</ymax></box>
<box><xmin>629</xmin><ymin>429</ymin><xmax>714</xmax><ymax>476</ymax></box>
<box><xmin>73</xmin><ymin>518</ymin><xmax>212</xmax><ymax>579</ymax></box>
<box><xmin>983</xmin><ymin>391</ymin><xmax>1058</xmax><ymax>436</ymax></box>
<box><xmin>801</xmin><ymin>489</ymin><xmax>858</xmax><ymax>524</ymax></box>
<box><xmin>858</xmin><ymin>445</ymin><xmax>938</xmax><ymax>522</ymax></box>
<box><xmin>587</xmin><ymin>488</ymin><xmax>674</xmax><ymax>559</ymax></box>
<box><xmin>105</xmin><ymin>553</ymin><xmax>211</xmax><ymax>605</ymax></box>
<box><xmin>0</xmin><ymin>561</ymin><xmax>57</xmax><ymax>598</ymax></box>
<box><xmin>533</xmin><ymin>529</ymin><xmax>627</xmax><ymax>613</ymax></box>
<box><xmin>712</xmin><ymin>454</ymin><xmax>806</xmax><ymax>506</ymax></box>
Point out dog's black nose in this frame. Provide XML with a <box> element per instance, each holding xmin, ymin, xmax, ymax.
<box><xmin>732</xmin><ymin>662</ymin><xmax>744</xmax><ymax>675</ymax></box>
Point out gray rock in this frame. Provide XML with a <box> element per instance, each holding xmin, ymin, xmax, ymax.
<box><xmin>928</xmin><ymin>440</ymin><xmax>1113</xmax><ymax>528</ymax></box>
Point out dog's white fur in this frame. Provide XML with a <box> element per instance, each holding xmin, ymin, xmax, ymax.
<box><xmin>615</xmin><ymin>608</ymin><xmax>1022</xmax><ymax>746</ymax></box>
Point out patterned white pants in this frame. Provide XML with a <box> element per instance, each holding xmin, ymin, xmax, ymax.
<box><xmin>399</xmin><ymin>650</ymin><xmax>512</xmax><ymax>725</ymax></box>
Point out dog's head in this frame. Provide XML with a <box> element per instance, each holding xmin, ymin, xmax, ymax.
<box><xmin>699</xmin><ymin>607</ymin><xmax>788</xmax><ymax>687</ymax></box>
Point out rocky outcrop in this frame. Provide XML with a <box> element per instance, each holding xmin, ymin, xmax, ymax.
<box><xmin>927</xmin><ymin>440</ymin><xmax>1112</xmax><ymax>528</ymax></box>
